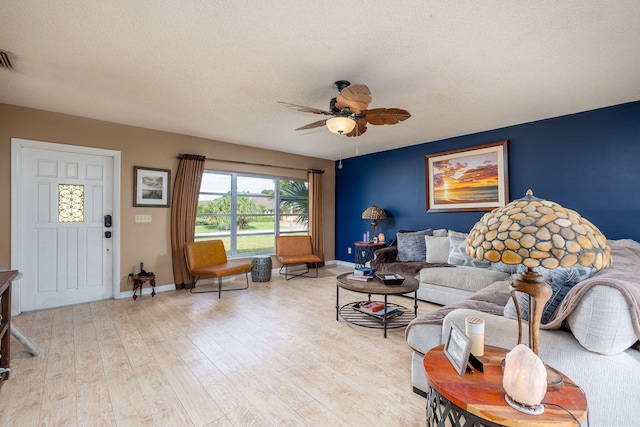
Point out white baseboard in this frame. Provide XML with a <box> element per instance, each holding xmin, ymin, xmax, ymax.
<box><xmin>118</xmin><ymin>261</ymin><xmax>345</xmax><ymax>299</ymax></box>
<box><xmin>118</xmin><ymin>283</ymin><xmax>177</xmax><ymax>299</ymax></box>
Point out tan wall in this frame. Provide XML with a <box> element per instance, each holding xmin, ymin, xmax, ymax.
<box><xmin>0</xmin><ymin>103</ymin><xmax>335</xmax><ymax>292</ymax></box>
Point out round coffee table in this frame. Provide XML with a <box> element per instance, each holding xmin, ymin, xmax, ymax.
<box><xmin>335</xmin><ymin>272</ymin><xmax>419</xmax><ymax>338</ymax></box>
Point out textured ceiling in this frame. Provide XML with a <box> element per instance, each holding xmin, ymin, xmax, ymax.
<box><xmin>1</xmin><ymin>1</ymin><xmax>640</xmax><ymax>160</ymax></box>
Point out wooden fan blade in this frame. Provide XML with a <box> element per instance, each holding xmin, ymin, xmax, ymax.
<box><xmin>345</xmin><ymin>118</ymin><xmax>368</xmax><ymax>137</ymax></box>
<box><xmin>364</xmin><ymin>108</ymin><xmax>411</xmax><ymax>126</ymax></box>
<box><xmin>295</xmin><ymin>119</ymin><xmax>327</xmax><ymax>131</ymax></box>
<box><xmin>278</xmin><ymin>101</ymin><xmax>333</xmax><ymax>116</ymax></box>
<box><xmin>335</xmin><ymin>84</ymin><xmax>372</xmax><ymax>114</ymax></box>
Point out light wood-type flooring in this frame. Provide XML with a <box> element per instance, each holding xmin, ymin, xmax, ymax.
<box><xmin>1</xmin><ymin>264</ymin><xmax>441</xmax><ymax>426</ymax></box>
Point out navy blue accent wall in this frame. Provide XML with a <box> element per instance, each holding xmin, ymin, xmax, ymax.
<box><xmin>335</xmin><ymin>101</ymin><xmax>640</xmax><ymax>263</ymax></box>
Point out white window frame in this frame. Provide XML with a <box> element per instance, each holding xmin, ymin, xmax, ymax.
<box><xmin>197</xmin><ymin>170</ymin><xmax>309</xmax><ymax>257</ymax></box>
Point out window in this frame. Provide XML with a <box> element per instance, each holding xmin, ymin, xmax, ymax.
<box><xmin>196</xmin><ymin>171</ymin><xmax>309</xmax><ymax>257</ymax></box>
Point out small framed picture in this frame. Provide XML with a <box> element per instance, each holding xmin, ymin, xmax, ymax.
<box><xmin>133</xmin><ymin>166</ymin><xmax>171</xmax><ymax>207</ymax></box>
<box><xmin>444</xmin><ymin>323</ymin><xmax>472</xmax><ymax>376</ymax></box>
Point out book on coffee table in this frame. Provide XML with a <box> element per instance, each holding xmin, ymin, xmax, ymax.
<box><xmin>346</xmin><ymin>274</ymin><xmax>373</xmax><ymax>282</ymax></box>
<box><xmin>354</xmin><ymin>303</ymin><xmax>403</xmax><ymax>319</ymax></box>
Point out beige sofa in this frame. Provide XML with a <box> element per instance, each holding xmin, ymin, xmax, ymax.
<box><xmin>371</xmin><ymin>228</ymin><xmax>512</xmax><ymax>305</ymax></box>
<box><xmin>405</xmin><ymin>244</ymin><xmax>640</xmax><ymax>426</ymax></box>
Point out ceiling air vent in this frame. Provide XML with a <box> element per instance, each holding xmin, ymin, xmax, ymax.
<box><xmin>0</xmin><ymin>50</ymin><xmax>16</xmax><ymax>70</ymax></box>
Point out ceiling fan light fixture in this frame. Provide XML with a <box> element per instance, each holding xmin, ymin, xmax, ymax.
<box><xmin>326</xmin><ymin>116</ymin><xmax>356</xmax><ymax>135</ymax></box>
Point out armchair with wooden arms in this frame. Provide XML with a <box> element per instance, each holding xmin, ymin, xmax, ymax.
<box><xmin>184</xmin><ymin>240</ymin><xmax>252</xmax><ymax>298</ymax></box>
<box><xmin>275</xmin><ymin>235</ymin><xmax>323</xmax><ymax>280</ymax></box>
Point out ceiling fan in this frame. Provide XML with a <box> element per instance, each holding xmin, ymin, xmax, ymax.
<box><xmin>278</xmin><ymin>80</ymin><xmax>411</xmax><ymax>137</ymax></box>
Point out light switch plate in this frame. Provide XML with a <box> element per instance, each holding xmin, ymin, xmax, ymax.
<box><xmin>135</xmin><ymin>214</ymin><xmax>152</xmax><ymax>223</ymax></box>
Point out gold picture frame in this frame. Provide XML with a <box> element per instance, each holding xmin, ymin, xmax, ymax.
<box><xmin>425</xmin><ymin>141</ymin><xmax>508</xmax><ymax>212</ymax></box>
<box><xmin>133</xmin><ymin>166</ymin><xmax>171</xmax><ymax>207</ymax></box>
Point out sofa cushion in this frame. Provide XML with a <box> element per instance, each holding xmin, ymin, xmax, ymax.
<box><xmin>565</xmin><ymin>285</ymin><xmax>638</xmax><ymax>355</ymax></box>
<box><xmin>419</xmin><ymin>265</ymin><xmax>509</xmax><ymax>293</ymax></box>
<box><xmin>397</xmin><ymin>229</ymin><xmax>432</xmax><ymax>261</ymax></box>
<box><xmin>425</xmin><ymin>235</ymin><xmax>450</xmax><ymax>263</ymax></box>
<box><xmin>447</xmin><ymin>230</ymin><xmax>491</xmax><ymax>268</ymax></box>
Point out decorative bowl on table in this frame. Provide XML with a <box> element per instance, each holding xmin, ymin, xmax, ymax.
<box><xmin>376</xmin><ymin>273</ymin><xmax>405</xmax><ymax>286</ymax></box>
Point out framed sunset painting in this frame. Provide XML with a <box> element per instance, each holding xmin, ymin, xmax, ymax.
<box><xmin>425</xmin><ymin>141</ymin><xmax>509</xmax><ymax>212</ymax></box>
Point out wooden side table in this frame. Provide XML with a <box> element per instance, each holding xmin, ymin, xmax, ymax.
<box><xmin>354</xmin><ymin>241</ymin><xmax>386</xmax><ymax>267</ymax></box>
<box><xmin>251</xmin><ymin>255</ymin><xmax>272</xmax><ymax>282</ymax></box>
<box><xmin>423</xmin><ymin>344</ymin><xmax>588</xmax><ymax>427</ymax></box>
<box><xmin>131</xmin><ymin>274</ymin><xmax>156</xmax><ymax>300</ymax></box>
<box><xmin>0</xmin><ymin>270</ymin><xmax>18</xmax><ymax>389</ymax></box>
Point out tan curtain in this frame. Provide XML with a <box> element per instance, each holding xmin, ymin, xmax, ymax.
<box><xmin>308</xmin><ymin>169</ymin><xmax>324</xmax><ymax>262</ymax></box>
<box><xmin>171</xmin><ymin>154</ymin><xmax>206</xmax><ymax>289</ymax></box>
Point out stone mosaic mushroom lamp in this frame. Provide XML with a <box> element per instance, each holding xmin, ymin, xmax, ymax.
<box><xmin>466</xmin><ymin>189</ymin><xmax>611</xmax><ymax>407</ymax></box>
<box><xmin>362</xmin><ymin>205</ymin><xmax>387</xmax><ymax>240</ymax></box>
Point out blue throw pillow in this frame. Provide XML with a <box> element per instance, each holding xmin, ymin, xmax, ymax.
<box><xmin>505</xmin><ymin>264</ymin><xmax>597</xmax><ymax>324</ymax></box>
<box><xmin>396</xmin><ymin>229</ymin><xmax>433</xmax><ymax>261</ymax></box>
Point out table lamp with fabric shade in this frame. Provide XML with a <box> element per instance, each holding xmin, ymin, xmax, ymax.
<box><xmin>466</xmin><ymin>189</ymin><xmax>611</xmax><ymax>396</ymax></box>
<box><xmin>361</xmin><ymin>205</ymin><xmax>387</xmax><ymax>240</ymax></box>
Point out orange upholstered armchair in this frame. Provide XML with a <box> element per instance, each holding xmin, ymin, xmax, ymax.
<box><xmin>275</xmin><ymin>235</ymin><xmax>323</xmax><ymax>280</ymax></box>
<box><xmin>184</xmin><ymin>240</ymin><xmax>252</xmax><ymax>298</ymax></box>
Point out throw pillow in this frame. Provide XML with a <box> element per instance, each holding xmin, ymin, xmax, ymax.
<box><xmin>503</xmin><ymin>293</ymin><xmax>523</xmax><ymax>319</ymax></box>
<box><xmin>425</xmin><ymin>235</ymin><xmax>450</xmax><ymax>263</ymax></box>
<box><xmin>432</xmin><ymin>228</ymin><xmax>448</xmax><ymax>237</ymax></box>
<box><xmin>503</xmin><ymin>264</ymin><xmax>598</xmax><ymax>324</ymax></box>
<box><xmin>447</xmin><ymin>230</ymin><xmax>491</xmax><ymax>268</ymax></box>
<box><xmin>397</xmin><ymin>229</ymin><xmax>433</xmax><ymax>262</ymax></box>
<box><xmin>504</xmin><ymin>284</ymin><xmax>573</xmax><ymax>324</ymax></box>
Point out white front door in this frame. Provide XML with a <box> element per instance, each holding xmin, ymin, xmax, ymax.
<box><xmin>12</xmin><ymin>139</ymin><xmax>120</xmax><ymax>312</ymax></box>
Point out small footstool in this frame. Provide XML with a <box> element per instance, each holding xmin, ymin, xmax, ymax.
<box><xmin>251</xmin><ymin>255</ymin><xmax>272</xmax><ymax>282</ymax></box>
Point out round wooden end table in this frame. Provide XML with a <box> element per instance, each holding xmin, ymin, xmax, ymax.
<box><xmin>423</xmin><ymin>344</ymin><xmax>588</xmax><ymax>427</ymax></box>
<box><xmin>335</xmin><ymin>272</ymin><xmax>419</xmax><ymax>338</ymax></box>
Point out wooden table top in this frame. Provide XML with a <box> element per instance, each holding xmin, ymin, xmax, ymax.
<box><xmin>354</xmin><ymin>241</ymin><xmax>387</xmax><ymax>247</ymax></box>
<box><xmin>132</xmin><ymin>274</ymin><xmax>155</xmax><ymax>281</ymax></box>
<box><xmin>423</xmin><ymin>345</ymin><xmax>588</xmax><ymax>427</ymax></box>
<box><xmin>336</xmin><ymin>272</ymin><xmax>419</xmax><ymax>295</ymax></box>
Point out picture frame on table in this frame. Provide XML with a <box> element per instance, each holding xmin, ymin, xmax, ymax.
<box><xmin>425</xmin><ymin>140</ymin><xmax>509</xmax><ymax>212</ymax></box>
<box><xmin>133</xmin><ymin>166</ymin><xmax>171</xmax><ymax>207</ymax></box>
<box><xmin>443</xmin><ymin>323</ymin><xmax>472</xmax><ymax>376</ymax></box>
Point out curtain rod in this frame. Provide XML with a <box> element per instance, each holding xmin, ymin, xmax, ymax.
<box><xmin>177</xmin><ymin>154</ymin><xmax>324</xmax><ymax>173</ymax></box>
